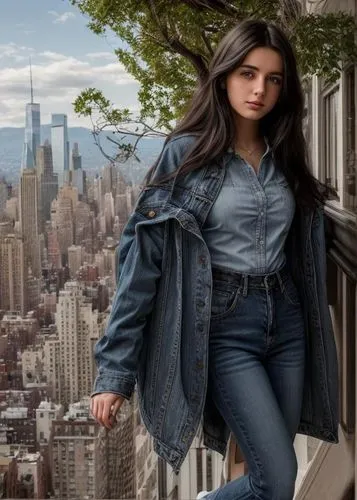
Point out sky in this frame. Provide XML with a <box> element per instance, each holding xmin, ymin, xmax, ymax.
<box><xmin>0</xmin><ymin>0</ymin><xmax>140</xmax><ymax>128</ymax></box>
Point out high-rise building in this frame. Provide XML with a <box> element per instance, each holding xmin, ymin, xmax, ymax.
<box><xmin>36</xmin><ymin>140</ymin><xmax>58</xmax><ymax>224</ymax></box>
<box><xmin>103</xmin><ymin>192</ymin><xmax>114</xmax><ymax>235</ymax></box>
<box><xmin>21</xmin><ymin>63</ymin><xmax>41</xmax><ymax>170</ymax></box>
<box><xmin>49</xmin><ymin>400</ymin><xmax>104</xmax><ymax>499</ymax></box>
<box><xmin>68</xmin><ymin>245</ymin><xmax>82</xmax><ymax>278</ymax></box>
<box><xmin>0</xmin><ymin>234</ymin><xmax>25</xmax><ymax>316</ymax></box>
<box><xmin>71</xmin><ymin>142</ymin><xmax>82</xmax><ymax>171</ymax></box>
<box><xmin>36</xmin><ymin>400</ymin><xmax>64</xmax><ymax>446</ymax></box>
<box><xmin>51</xmin><ymin>187</ymin><xmax>79</xmax><ymax>262</ymax></box>
<box><xmin>51</xmin><ymin>114</ymin><xmax>69</xmax><ymax>187</ymax></box>
<box><xmin>74</xmin><ymin>201</ymin><xmax>92</xmax><ymax>250</ymax></box>
<box><xmin>71</xmin><ymin>143</ymin><xmax>84</xmax><ymax>196</ymax></box>
<box><xmin>0</xmin><ymin>179</ymin><xmax>9</xmax><ymax>212</ymax></box>
<box><xmin>36</xmin><ymin>140</ymin><xmax>52</xmax><ymax>178</ymax></box>
<box><xmin>55</xmin><ymin>282</ymin><xmax>105</xmax><ymax>405</ymax></box>
<box><xmin>25</xmin><ymin>268</ymin><xmax>41</xmax><ymax>313</ymax></box>
<box><xmin>19</xmin><ymin>169</ymin><xmax>41</xmax><ymax>278</ymax></box>
<box><xmin>102</xmin><ymin>164</ymin><xmax>117</xmax><ymax>195</ymax></box>
<box><xmin>5</xmin><ymin>197</ymin><xmax>18</xmax><ymax>222</ymax></box>
<box><xmin>43</xmin><ymin>335</ymin><xmax>61</xmax><ymax>401</ymax></box>
<box><xmin>46</xmin><ymin>229</ymin><xmax>61</xmax><ymax>269</ymax></box>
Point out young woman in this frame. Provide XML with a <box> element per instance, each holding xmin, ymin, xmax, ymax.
<box><xmin>90</xmin><ymin>20</ymin><xmax>339</xmax><ymax>500</ymax></box>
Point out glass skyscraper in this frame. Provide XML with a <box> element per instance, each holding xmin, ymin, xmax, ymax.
<box><xmin>21</xmin><ymin>102</ymin><xmax>41</xmax><ymax>170</ymax></box>
<box><xmin>51</xmin><ymin>114</ymin><xmax>70</xmax><ymax>187</ymax></box>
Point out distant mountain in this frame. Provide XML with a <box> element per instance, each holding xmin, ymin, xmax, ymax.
<box><xmin>0</xmin><ymin>125</ymin><xmax>165</xmax><ymax>185</ymax></box>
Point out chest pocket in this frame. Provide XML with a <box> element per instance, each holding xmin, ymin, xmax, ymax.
<box><xmin>265</xmin><ymin>175</ymin><xmax>296</xmax><ymax>225</ymax></box>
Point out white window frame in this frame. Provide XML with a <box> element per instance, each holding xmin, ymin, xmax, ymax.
<box><xmin>321</xmin><ymin>79</ymin><xmax>342</xmax><ymax>206</ymax></box>
<box><xmin>342</xmin><ymin>64</ymin><xmax>357</xmax><ymax>216</ymax></box>
<box><xmin>311</xmin><ymin>69</ymin><xmax>357</xmax><ymax>221</ymax></box>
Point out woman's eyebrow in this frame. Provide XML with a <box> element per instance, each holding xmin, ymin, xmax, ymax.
<box><xmin>240</xmin><ymin>64</ymin><xmax>283</xmax><ymax>76</ymax></box>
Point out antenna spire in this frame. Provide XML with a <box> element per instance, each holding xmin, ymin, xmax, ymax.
<box><xmin>29</xmin><ymin>57</ymin><xmax>34</xmax><ymax>104</ymax></box>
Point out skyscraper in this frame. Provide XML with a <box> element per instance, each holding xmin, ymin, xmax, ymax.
<box><xmin>55</xmin><ymin>281</ymin><xmax>103</xmax><ymax>405</ymax></box>
<box><xmin>51</xmin><ymin>114</ymin><xmax>69</xmax><ymax>187</ymax></box>
<box><xmin>36</xmin><ymin>140</ymin><xmax>58</xmax><ymax>224</ymax></box>
<box><xmin>0</xmin><ymin>234</ymin><xmax>25</xmax><ymax>316</ymax></box>
<box><xmin>71</xmin><ymin>142</ymin><xmax>82</xmax><ymax>171</ymax></box>
<box><xmin>19</xmin><ymin>63</ymin><xmax>42</xmax><ymax>281</ymax></box>
<box><xmin>21</xmin><ymin>61</ymin><xmax>41</xmax><ymax>170</ymax></box>
<box><xmin>19</xmin><ymin>169</ymin><xmax>41</xmax><ymax>278</ymax></box>
<box><xmin>70</xmin><ymin>143</ymin><xmax>84</xmax><ymax>196</ymax></box>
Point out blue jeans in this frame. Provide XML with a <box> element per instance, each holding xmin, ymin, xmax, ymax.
<box><xmin>206</xmin><ymin>264</ymin><xmax>305</xmax><ymax>500</ymax></box>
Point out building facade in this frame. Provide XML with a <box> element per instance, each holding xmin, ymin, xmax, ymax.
<box><xmin>21</xmin><ymin>103</ymin><xmax>41</xmax><ymax>171</ymax></box>
<box><xmin>51</xmin><ymin>114</ymin><xmax>69</xmax><ymax>188</ymax></box>
<box><xmin>37</xmin><ymin>141</ymin><xmax>58</xmax><ymax>226</ymax></box>
<box><xmin>19</xmin><ymin>169</ymin><xmax>41</xmax><ymax>279</ymax></box>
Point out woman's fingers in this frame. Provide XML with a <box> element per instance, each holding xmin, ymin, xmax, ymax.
<box><xmin>101</xmin><ymin>398</ymin><xmax>114</xmax><ymax>429</ymax></box>
<box><xmin>90</xmin><ymin>393</ymin><xmax>124</xmax><ymax>430</ymax></box>
<box><xmin>111</xmin><ymin>397</ymin><xmax>124</xmax><ymax>418</ymax></box>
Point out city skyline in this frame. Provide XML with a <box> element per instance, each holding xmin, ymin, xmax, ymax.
<box><xmin>0</xmin><ymin>1</ymin><xmax>140</xmax><ymax>129</ymax></box>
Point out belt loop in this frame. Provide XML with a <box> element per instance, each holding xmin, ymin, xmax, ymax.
<box><xmin>242</xmin><ymin>275</ymin><xmax>248</xmax><ymax>297</ymax></box>
<box><xmin>276</xmin><ymin>270</ymin><xmax>285</xmax><ymax>293</ymax></box>
<box><xmin>263</xmin><ymin>275</ymin><xmax>269</xmax><ymax>292</ymax></box>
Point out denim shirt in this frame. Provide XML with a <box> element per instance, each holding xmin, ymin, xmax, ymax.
<box><xmin>203</xmin><ymin>144</ymin><xmax>296</xmax><ymax>273</ymax></box>
<box><xmin>92</xmin><ymin>134</ymin><xmax>339</xmax><ymax>473</ymax></box>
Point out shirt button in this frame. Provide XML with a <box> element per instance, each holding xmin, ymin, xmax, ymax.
<box><xmin>147</xmin><ymin>210</ymin><xmax>156</xmax><ymax>218</ymax></box>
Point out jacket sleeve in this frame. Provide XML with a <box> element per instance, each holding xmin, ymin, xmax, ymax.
<box><xmin>91</xmin><ymin>135</ymin><xmax>196</xmax><ymax>399</ymax></box>
<box><xmin>91</xmin><ymin>217</ymin><xmax>165</xmax><ymax>399</ymax></box>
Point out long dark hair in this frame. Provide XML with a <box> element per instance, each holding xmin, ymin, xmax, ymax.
<box><xmin>146</xmin><ymin>19</ymin><xmax>328</xmax><ymax>210</ymax></box>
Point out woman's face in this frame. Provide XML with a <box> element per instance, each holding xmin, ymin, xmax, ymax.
<box><xmin>225</xmin><ymin>47</ymin><xmax>283</xmax><ymax>121</ymax></box>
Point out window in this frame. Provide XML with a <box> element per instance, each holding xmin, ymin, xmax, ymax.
<box><xmin>323</xmin><ymin>86</ymin><xmax>340</xmax><ymax>200</ymax></box>
<box><xmin>206</xmin><ymin>450</ymin><xmax>213</xmax><ymax>491</ymax></box>
<box><xmin>196</xmin><ymin>448</ymin><xmax>203</xmax><ymax>493</ymax></box>
<box><xmin>345</xmin><ymin>66</ymin><xmax>356</xmax><ymax>213</ymax></box>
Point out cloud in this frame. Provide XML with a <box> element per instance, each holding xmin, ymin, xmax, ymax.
<box><xmin>48</xmin><ymin>10</ymin><xmax>76</xmax><ymax>24</ymax></box>
<box><xmin>86</xmin><ymin>52</ymin><xmax>117</xmax><ymax>61</ymax></box>
<box><xmin>0</xmin><ymin>43</ymin><xmax>34</xmax><ymax>63</ymax></box>
<box><xmin>0</xmin><ymin>59</ymin><xmax>135</xmax><ymax>94</ymax></box>
<box><xmin>0</xmin><ymin>42</ymin><xmax>35</xmax><ymax>64</ymax></box>
<box><xmin>0</xmin><ymin>53</ymin><xmax>140</xmax><ymax>128</ymax></box>
<box><xmin>39</xmin><ymin>51</ymin><xmax>68</xmax><ymax>62</ymax></box>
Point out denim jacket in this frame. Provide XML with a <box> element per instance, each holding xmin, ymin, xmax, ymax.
<box><xmin>92</xmin><ymin>134</ymin><xmax>339</xmax><ymax>473</ymax></box>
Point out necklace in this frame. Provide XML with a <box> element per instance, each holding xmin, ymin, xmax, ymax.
<box><xmin>235</xmin><ymin>143</ymin><xmax>261</xmax><ymax>156</ymax></box>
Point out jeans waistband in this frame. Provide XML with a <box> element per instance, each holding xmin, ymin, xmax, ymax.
<box><xmin>211</xmin><ymin>264</ymin><xmax>289</xmax><ymax>296</ymax></box>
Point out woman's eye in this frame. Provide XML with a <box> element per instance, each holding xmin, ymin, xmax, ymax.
<box><xmin>241</xmin><ymin>71</ymin><xmax>254</xmax><ymax>79</ymax></box>
<box><xmin>270</xmin><ymin>76</ymin><xmax>282</xmax><ymax>85</ymax></box>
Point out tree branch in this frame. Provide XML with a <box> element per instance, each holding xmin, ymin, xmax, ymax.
<box><xmin>201</xmin><ymin>29</ymin><xmax>214</xmax><ymax>56</ymax></box>
<box><xmin>176</xmin><ymin>0</ymin><xmax>241</xmax><ymax>15</ymax></box>
<box><xmin>146</xmin><ymin>0</ymin><xmax>209</xmax><ymax>81</ymax></box>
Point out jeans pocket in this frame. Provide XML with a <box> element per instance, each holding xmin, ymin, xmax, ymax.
<box><xmin>282</xmin><ymin>277</ymin><xmax>300</xmax><ymax>306</ymax></box>
<box><xmin>210</xmin><ymin>282</ymin><xmax>242</xmax><ymax>320</ymax></box>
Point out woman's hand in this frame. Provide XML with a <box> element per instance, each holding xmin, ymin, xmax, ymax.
<box><xmin>90</xmin><ymin>392</ymin><xmax>126</xmax><ymax>430</ymax></box>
